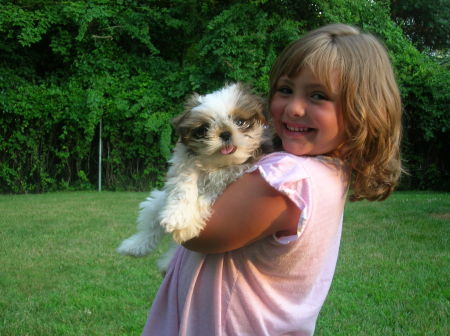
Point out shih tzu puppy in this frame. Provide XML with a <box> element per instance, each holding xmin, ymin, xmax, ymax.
<box><xmin>117</xmin><ymin>83</ymin><xmax>268</xmax><ymax>270</ymax></box>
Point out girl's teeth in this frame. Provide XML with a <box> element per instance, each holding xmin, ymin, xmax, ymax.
<box><xmin>287</xmin><ymin>125</ymin><xmax>309</xmax><ymax>132</ymax></box>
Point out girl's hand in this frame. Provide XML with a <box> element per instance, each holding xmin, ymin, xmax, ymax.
<box><xmin>182</xmin><ymin>171</ymin><xmax>300</xmax><ymax>254</ymax></box>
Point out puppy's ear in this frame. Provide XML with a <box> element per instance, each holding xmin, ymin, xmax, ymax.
<box><xmin>235</xmin><ymin>82</ymin><xmax>268</xmax><ymax>125</ymax></box>
<box><xmin>172</xmin><ymin>93</ymin><xmax>201</xmax><ymax>140</ymax></box>
<box><xmin>171</xmin><ymin>110</ymin><xmax>190</xmax><ymax>140</ymax></box>
<box><xmin>171</xmin><ymin>111</ymin><xmax>187</xmax><ymax>132</ymax></box>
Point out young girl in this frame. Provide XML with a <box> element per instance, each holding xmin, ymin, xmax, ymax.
<box><xmin>142</xmin><ymin>23</ymin><xmax>402</xmax><ymax>335</ymax></box>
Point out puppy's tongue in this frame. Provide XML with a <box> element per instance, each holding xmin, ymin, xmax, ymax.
<box><xmin>221</xmin><ymin>145</ymin><xmax>236</xmax><ymax>155</ymax></box>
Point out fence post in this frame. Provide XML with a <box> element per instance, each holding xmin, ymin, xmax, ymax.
<box><xmin>98</xmin><ymin>119</ymin><xmax>102</xmax><ymax>192</ymax></box>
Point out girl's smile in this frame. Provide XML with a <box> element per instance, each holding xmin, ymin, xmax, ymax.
<box><xmin>283</xmin><ymin>122</ymin><xmax>316</xmax><ymax>136</ymax></box>
<box><xmin>270</xmin><ymin>67</ymin><xmax>345</xmax><ymax>156</ymax></box>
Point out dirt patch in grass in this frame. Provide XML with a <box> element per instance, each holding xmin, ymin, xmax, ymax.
<box><xmin>432</xmin><ymin>212</ymin><xmax>450</xmax><ymax>220</ymax></box>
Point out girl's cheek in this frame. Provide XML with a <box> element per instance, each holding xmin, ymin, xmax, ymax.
<box><xmin>270</xmin><ymin>100</ymin><xmax>283</xmax><ymax>118</ymax></box>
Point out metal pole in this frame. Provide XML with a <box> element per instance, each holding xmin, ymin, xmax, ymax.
<box><xmin>98</xmin><ymin>118</ymin><xmax>102</xmax><ymax>192</ymax></box>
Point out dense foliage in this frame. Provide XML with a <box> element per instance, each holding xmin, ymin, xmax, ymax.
<box><xmin>1</xmin><ymin>0</ymin><xmax>448</xmax><ymax>193</ymax></box>
<box><xmin>387</xmin><ymin>0</ymin><xmax>449</xmax><ymax>52</ymax></box>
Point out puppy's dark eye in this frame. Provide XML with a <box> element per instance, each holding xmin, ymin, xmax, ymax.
<box><xmin>192</xmin><ymin>124</ymin><xmax>209</xmax><ymax>139</ymax></box>
<box><xmin>234</xmin><ymin>118</ymin><xmax>251</xmax><ymax>129</ymax></box>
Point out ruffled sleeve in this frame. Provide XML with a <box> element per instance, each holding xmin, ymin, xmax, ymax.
<box><xmin>247</xmin><ymin>152</ymin><xmax>312</xmax><ymax>244</ymax></box>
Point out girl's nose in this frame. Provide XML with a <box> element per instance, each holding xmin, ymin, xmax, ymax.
<box><xmin>286</xmin><ymin>98</ymin><xmax>306</xmax><ymax>118</ymax></box>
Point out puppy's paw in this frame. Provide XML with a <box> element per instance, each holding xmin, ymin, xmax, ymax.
<box><xmin>171</xmin><ymin>227</ymin><xmax>200</xmax><ymax>244</ymax></box>
<box><xmin>160</xmin><ymin>215</ymin><xmax>189</xmax><ymax>232</ymax></box>
<box><xmin>116</xmin><ymin>234</ymin><xmax>154</xmax><ymax>257</ymax></box>
<box><xmin>160</xmin><ymin>207</ymin><xmax>204</xmax><ymax>234</ymax></box>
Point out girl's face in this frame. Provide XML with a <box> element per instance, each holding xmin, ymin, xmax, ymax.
<box><xmin>270</xmin><ymin>67</ymin><xmax>345</xmax><ymax>156</ymax></box>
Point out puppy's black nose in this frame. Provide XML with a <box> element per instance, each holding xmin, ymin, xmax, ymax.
<box><xmin>220</xmin><ymin>131</ymin><xmax>231</xmax><ymax>141</ymax></box>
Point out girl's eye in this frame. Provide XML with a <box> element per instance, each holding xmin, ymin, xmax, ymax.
<box><xmin>234</xmin><ymin>118</ymin><xmax>251</xmax><ymax>129</ymax></box>
<box><xmin>277</xmin><ymin>86</ymin><xmax>292</xmax><ymax>95</ymax></box>
<box><xmin>192</xmin><ymin>124</ymin><xmax>209</xmax><ymax>139</ymax></box>
<box><xmin>310</xmin><ymin>92</ymin><xmax>329</xmax><ymax>101</ymax></box>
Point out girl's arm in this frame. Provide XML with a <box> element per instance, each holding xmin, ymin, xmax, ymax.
<box><xmin>182</xmin><ymin>171</ymin><xmax>301</xmax><ymax>254</ymax></box>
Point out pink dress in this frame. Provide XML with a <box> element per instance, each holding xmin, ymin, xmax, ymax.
<box><xmin>142</xmin><ymin>152</ymin><xmax>348</xmax><ymax>336</ymax></box>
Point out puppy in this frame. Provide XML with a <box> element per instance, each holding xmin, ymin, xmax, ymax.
<box><xmin>117</xmin><ymin>83</ymin><xmax>267</xmax><ymax>270</ymax></box>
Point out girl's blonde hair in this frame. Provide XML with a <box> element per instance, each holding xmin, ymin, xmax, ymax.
<box><xmin>269</xmin><ymin>24</ymin><xmax>403</xmax><ymax>201</ymax></box>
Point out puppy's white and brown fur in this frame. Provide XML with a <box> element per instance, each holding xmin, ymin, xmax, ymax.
<box><xmin>117</xmin><ymin>83</ymin><xmax>267</xmax><ymax>270</ymax></box>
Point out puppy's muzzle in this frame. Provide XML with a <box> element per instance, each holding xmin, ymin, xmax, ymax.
<box><xmin>220</xmin><ymin>131</ymin><xmax>231</xmax><ymax>142</ymax></box>
<box><xmin>219</xmin><ymin>131</ymin><xmax>237</xmax><ymax>155</ymax></box>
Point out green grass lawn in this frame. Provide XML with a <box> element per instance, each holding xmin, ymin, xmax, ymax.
<box><xmin>0</xmin><ymin>191</ymin><xmax>448</xmax><ymax>335</ymax></box>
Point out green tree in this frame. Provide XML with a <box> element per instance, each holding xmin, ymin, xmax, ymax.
<box><xmin>388</xmin><ymin>0</ymin><xmax>450</xmax><ymax>52</ymax></box>
<box><xmin>0</xmin><ymin>0</ymin><xmax>448</xmax><ymax>193</ymax></box>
